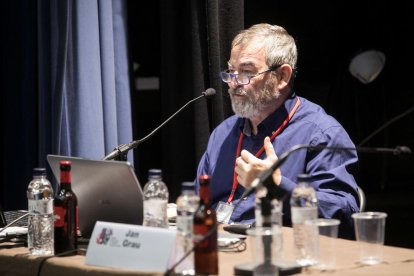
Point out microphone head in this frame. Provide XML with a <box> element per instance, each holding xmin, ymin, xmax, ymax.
<box><xmin>202</xmin><ymin>88</ymin><xmax>216</xmax><ymax>98</ymax></box>
<box><xmin>396</xmin><ymin>145</ymin><xmax>412</xmax><ymax>155</ymax></box>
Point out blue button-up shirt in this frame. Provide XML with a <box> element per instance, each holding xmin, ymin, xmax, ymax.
<box><xmin>196</xmin><ymin>92</ymin><xmax>359</xmax><ymax>238</ymax></box>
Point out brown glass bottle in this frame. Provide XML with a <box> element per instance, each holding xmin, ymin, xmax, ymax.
<box><xmin>54</xmin><ymin>161</ymin><xmax>78</xmax><ymax>254</ymax></box>
<box><xmin>193</xmin><ymin>175</ymin><xmax>218</xmax><ymax>275</ymax></box>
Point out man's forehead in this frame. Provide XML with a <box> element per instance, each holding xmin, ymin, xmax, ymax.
<box><xmin>229</xmin><ymin>44</ymin><xmax>266</xmax><ymax>68</ymax></box>
<box><xmin>227</xmin><ymin>60</ymin><xmax>257</xmax><ymax>68</ymax></box>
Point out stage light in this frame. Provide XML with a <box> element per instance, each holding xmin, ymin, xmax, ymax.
<box><xmin>349</xmin><ymin>50</ymin><xmax>386</xmax><ymax>84</ymax></box>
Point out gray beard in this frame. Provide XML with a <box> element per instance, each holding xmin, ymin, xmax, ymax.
<box><xmin>229</xmin><ymin>85</ymin><xmax>281</xmax><ymax>119</ymax></box>
<box><xmin>231</xmin><ymin>97</ymin><xmax>261</xmax><ymax>118</ymax></box>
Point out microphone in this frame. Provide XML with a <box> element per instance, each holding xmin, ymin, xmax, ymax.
<box><xmin>103</xmin><ymin>88</ymin><xmax>216</xmax><ymax>160</ymax></box>
<box><xmin>239</xmin><ymin>144</ymin><xmax>412</xmax><ymax>202</ymax></box>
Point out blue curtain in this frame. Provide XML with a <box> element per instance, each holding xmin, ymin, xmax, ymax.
<box><xmin>38</xmin><ymin>0</ymin><xmax>133</xmax><ymax>161</ymax></box>
<box><xmin>0</xmin><ymin>0</ymin><xmax>133</xmax><ymax>210</ymax></box>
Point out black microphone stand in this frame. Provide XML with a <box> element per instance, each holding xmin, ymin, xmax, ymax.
<box><xmin>231</xmin><ymin>143</ymin><xmax>411</xmax><ymax>275</ymax></box>
<box><xmin>226</xmin><ymin>143</ymin><xmax>412</xmax><ymax>236</ymax></box>
<box><xmin>166</xmin><ymin>143</ymin><xmax>411</xmax><ymax>275</ymax></box>
<box><xmin>356</xmin><ymin>105</ymin><xmax>414</xmax><ymax>191</ymax></box>
<box><xmin>241</xmin><ymin>144</ymin><xmax>412</xmax><ymax>201</ymax></box>
<box><xmin>103</xmin><ymin>89</ymin><xmax>216</xmax><ymax>161</ymax></box>
<box><xmin>253</xmin><ymin>196</ymin><xmax>279</xmax><ymax>276</ymax></box>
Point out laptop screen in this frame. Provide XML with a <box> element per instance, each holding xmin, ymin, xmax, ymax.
<box><xmin>47</xmin><ymin>155</ymin><xmax>144</xmax><ymax>238</ymax></box>
<box><xmin>0</xmin><ymin>203</ymin><xmax>7</xmax><ymax>228</ymax></box>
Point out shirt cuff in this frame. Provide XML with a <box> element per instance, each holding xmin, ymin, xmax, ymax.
<box><xmin>279</xmin><ymin>175</ymin><xmax>297</xmax><ymax>194</ymax></box>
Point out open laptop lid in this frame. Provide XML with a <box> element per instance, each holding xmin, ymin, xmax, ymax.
<box><xmin>47</xmin><ymin>155</ymin><xmax>143</xmax><ymax>238</ymax></box>
<box><xmin>0</xmin><ymin>202</ymin><xmax>28</xmax><ymax>239</ymax></box>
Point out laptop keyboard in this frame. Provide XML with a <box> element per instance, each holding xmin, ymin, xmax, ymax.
<box><xmin>4</xmin><ymin>210</ymin><xmax>29</xmax><ymax>227</ymax></box>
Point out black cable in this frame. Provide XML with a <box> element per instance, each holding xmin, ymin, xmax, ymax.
<box><xmin>36</xmin><ymin>248</ymin><xmax>86</xmax><ymax>276</ymax></box>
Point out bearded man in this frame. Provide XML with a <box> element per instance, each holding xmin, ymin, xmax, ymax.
<box><xmin>195</xmin><ymin>23</ymin><xmax>360</xmax><ymax>239</ymax></box>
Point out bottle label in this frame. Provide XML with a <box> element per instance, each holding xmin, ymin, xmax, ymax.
<box><xmin>54</xmin><ymin>206</ymin><xmax>66</xmax><ymax>227</ymax></box>
<box><xmin>143</xmin><ymin>199</ymin><xmax>167</xmax><ymax>219</ymax></box>
<box><xmin>291</xmin><ymin>206</ymin><xmax>318</xmax><ymax>224</ymax></box>
<box><xmin>176</xmin><ymin>215</ymin><xmax>193</xmax><ymax>234</ymax></box>
<box><xmin>60</xmin><ymin>171</ymin><xmax>71</xmax><ymax>183</ymax></box>
<box><xmin>28</xmin><ymin>199</ymin><xmax>53</xmax><ymax>215</ymax></box>
<box><xmin>193</xmin><ymin>230</ymin><xmax>208</xmax><ymax>249</ymax></box>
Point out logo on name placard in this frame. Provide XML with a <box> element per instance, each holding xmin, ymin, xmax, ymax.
<box><xmin>94</xmin><ymin>227</ymin><xmax>141</xmax><ymax>249</ymax></box>
<box><xmin>96</xmin><ymin>228</ymin><xmax>113</xmax><ymax>245</ymax></box>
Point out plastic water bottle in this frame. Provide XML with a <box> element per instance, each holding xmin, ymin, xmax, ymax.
<box><xmin>174</xmin><ymin>181</ymin><xmax>200</xmax><ymax>275</ymax></box>
<box><xmin>143</xmin><ymin>169</ymin><xmax>169</xmax><ymax>228</ymax></box>
<box><xmin>27</xmin><ymin>168</ymin><xmax>54</xmax><ymax>255</ymax></box>
<box><xmin>290</xmin><ymin>174</ymin><xmax>319</xmax><ymax>266</ymax></box>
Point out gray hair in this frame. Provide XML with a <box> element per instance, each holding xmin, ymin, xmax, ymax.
<box><xmin>232</xmin><ymin>23</ymin><xmax>297</xmax><ymax>70</ymax></box>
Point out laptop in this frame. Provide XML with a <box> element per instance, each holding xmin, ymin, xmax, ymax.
<box><xmin>0</xmin><ymin>203</ymin><xmax>28</xmax><ymax>240</ymax></box>
<box><xmin>47</xmin><ymin>155</ymin><xmax>144</xmax><ymax>238</ymax></box>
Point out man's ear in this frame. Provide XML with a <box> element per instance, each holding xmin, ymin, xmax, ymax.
<box><xmin>277</xmin><ymin>64</ymin><xmax>293</xmax><ymax>90</ymax></box>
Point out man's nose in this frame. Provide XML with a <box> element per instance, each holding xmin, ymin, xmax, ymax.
<box><xmin>228</xmin><ymin>75</ymin><xmax>240</xmax><ymax>89</ymax></box>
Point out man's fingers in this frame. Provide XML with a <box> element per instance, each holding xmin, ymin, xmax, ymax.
<box><xmin>264</xmin><ymin>136</ymin><xmax>277</xmax><ymax>162</ymax></box>
<box><xmin>240</xmin><ymin>149</ymin><xmax>256</xmax><ymax>163</ymax></box>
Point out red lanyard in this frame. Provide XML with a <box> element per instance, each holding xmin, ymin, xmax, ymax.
<box><xmin>227</xmin><ymin>97</ymin><xmax>301</xmax><ymax>203</ymax></box>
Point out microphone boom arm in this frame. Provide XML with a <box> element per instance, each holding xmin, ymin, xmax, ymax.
<box><xmin>103</xmin><ymin>89</ymin><xmax>215</xmax><ymax>161</ymax></box>
<box><xmin>241</xmin><ymin>144</ymin><xmax>411</xmax><ymax>201</ymax></box>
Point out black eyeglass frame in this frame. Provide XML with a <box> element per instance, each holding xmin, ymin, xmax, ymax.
<box><xmin>220</xmin><ymin>64</ymin><xmax>282</xmax><ymax>85</ymax></box>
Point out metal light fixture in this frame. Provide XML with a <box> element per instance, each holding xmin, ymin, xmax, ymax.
<box><xmin>349</xmin><ymin>50</ymin><xmax>386</xmax><ymax>84</ymax></box>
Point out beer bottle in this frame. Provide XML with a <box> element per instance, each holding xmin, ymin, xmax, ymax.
<box><xmin>54</xmin><ymin>160</ymin><xmax>78</xmax><ymax>254</ymax></box>
<box><xmin>193</xmin><ymin>175</ymin><xmax>218</xmax><ymax>275</ymax></box>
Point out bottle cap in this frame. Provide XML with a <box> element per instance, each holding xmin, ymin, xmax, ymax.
<box><xmin>59</xmin><ymin>160</ymin><xmax>72</xmax><ymax>171</ymax></box>
<box><xmin>33</xmin><ymin>168</ymin><xmax>47</xmax><ymax>176</ymax></box>
<box><xmin>198</xmin><ymin>174</ymin><xmax>211</xmax><ymax>181</ymax></box>
<box><xmin>181</xmin><ymin>181</ymin><xmax>195</xmax><ymax>191</ymax></box>
<box><xmin>198</xmin><ymin>174</ymin><xmax>211</xmax><ymax>186</ymax></box>
<box><xmin>148</xmin><ymin>168</ymin><xmax>162</xmax><ymax>177</ymax></box>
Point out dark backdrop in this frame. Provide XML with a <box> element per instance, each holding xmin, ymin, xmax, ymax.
<box><xmin>128</xmin><ymin>0</ymin><xmax>243</xmax><ymax>202</ymax></box>
<box><xmin>128</xmin><ymin>1</ymin><xmax>414</xmax><ymax>248</ymax></box>
<box><xmin>244</xmin><ymin>1</ymin><xmax>414</xmax><ymax>195</ymax></box>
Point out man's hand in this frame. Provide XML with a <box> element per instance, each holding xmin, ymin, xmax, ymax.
<box><xmin>235</xmin><ymin>136</ymin><xmax>281</xmax><ymax>188</ymax></box>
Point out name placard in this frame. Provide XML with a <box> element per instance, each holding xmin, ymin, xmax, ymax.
<box><xmin>85</xmin><ymin>221</ymin><xmax>176</xmax><ymax>272</ymax></box>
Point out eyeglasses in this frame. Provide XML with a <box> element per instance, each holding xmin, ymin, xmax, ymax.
<box><xmin>220</xmin><ymin>64</ymin><xmax>281</xmax><ymax>85</ymax></box>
